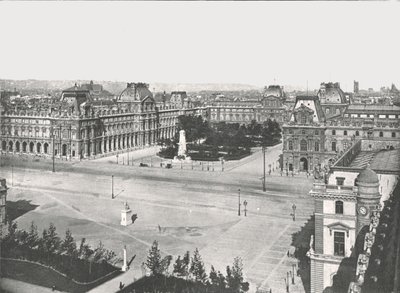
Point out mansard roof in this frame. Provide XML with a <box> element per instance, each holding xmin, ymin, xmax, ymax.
<box><xmin>263</xmin><ymin>85</ymin><xmax>285</xmax><ymax>98</ymax></box>
<box><xmin>293</xmin><ymin>103</ymin><xmax>314</xmax><ymax>114</ymax></box>
<box><xmin>118</xmin><ymin>82</ymin><xmax>153</xmax><ymax>102</ymax></box>
<box><xmin>318</xmin><ymin>82</ymin><xmax>347</xmax><ymax>104</ymax></box>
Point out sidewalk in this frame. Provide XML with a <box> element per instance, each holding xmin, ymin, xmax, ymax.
<box><xmin>0</xmin><ymin>278</ymin><xmax>65</xmax><ymax>293</ymax></box>
<box><xmin>87</xmin><ymin>268</ymin><xmax>139</xmax><ymax>293</ymax></box>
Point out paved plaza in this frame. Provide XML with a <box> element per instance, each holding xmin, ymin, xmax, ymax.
<box><xmin>0</xmin><ymin>143</ymin><xmax>315</xmax><ymax>293</ymax></box>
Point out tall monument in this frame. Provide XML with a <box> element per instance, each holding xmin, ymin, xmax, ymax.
<box><xmin>174</xmin><ymin>130</ymin><xmax>191</xmax><ymax>161</ymax></box>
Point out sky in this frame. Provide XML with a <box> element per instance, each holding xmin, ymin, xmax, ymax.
<box><xmin>0</xmin><ymin>1</ymin><xmax>400</xmax><ymax>92</ymax></box>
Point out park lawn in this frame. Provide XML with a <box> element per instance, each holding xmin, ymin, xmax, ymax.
<box><xmin>1</xmin><ymin>258</ymin><xmax>121</xmax><ymax>293</ymax></box>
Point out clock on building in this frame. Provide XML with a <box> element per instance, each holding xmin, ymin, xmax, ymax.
<box><xmin>358</xmin><ymin>206</ymin><xmax>368</xmax><ymax>216</ymax></box>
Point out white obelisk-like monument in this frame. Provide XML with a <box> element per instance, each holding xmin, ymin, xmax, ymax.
<box><xmin>174</xmin><ymin>130</ymin><xmax>191</xmax><ymax>161</ymax></box>
<box><xmin>121</xmin><ymin>245</ymin><xmax>128</xmax><ymax>272</ymax></box>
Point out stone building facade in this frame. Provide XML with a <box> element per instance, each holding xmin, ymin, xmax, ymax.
<box><xmin>308</xmin><ymin>140</ymin><xmax>399</xmax><ymax>293</ymax></box>
<box><xmin>0</xmin><ymin>83</ymin><xmax>199</xmax><ymax>159</ymax></box>
<box><xmin>282</xmin><ymin>96</ymin><xmax>332</xmax><ymax>173</ymax></box>
<box><xmin>207</xmin><ymin>85</ymin><xmax>289</xmax><ymax>124</ymax></box>
<box><xmin>282</xmin><ymin>82</ymin><xmax>400</xmax><ymax>173</ymax></box>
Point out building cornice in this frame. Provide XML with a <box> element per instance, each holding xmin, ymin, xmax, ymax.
<box><xmin>310</xmin><ymin>191</ymin><xmax>357</xmax><ymax>201</ymax></box>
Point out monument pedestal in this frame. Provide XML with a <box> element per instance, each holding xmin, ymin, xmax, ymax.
<box><xmin>121</xmin><ymin>202</ymin><xmax>132</xmax><ymax>226</ymax></box>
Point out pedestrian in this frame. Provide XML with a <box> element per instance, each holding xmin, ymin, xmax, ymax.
<box><xmin>287</xmin><ymin>250</ymin><xmax>290</xmax><ymax>257</ymax></box>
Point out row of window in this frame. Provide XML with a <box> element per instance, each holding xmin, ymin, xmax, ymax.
<box><xmin>329</xmin><ymin>129</ymin><xmax>396</xmax><ymax>138</ymax></box>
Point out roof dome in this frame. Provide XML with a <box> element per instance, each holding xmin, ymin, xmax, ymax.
<box><xmin>357</xmin><ymin>166</ymin><xmax>379</xmax><ymax>184</ymax></box>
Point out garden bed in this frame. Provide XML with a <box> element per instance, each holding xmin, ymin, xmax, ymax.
<box><xmin>0</xmin><ymin>258</ymin><xmax>121</xmax><ymax>293</ymax></box>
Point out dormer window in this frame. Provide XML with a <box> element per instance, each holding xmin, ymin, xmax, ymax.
<box><xmin>301</xmin><ymin>115</ymin><xmax>307</xmax><ymax>124</ymax></box>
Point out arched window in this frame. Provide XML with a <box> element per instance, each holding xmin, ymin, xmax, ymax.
<box><xmin>344</xmin><ymin>130</ymin><xmax>347</xmax><ymax>136</ymax></box>
<box><xmin>335</xmin><ymin>200</ymin><xmax>344</xmax><ymax>214</ymax></box>
<box><xmin>300</xmin><ymin>140</ymin><xmax>307</xmax><ymax>151</ymax></box>
<box><xmin>355</xmin><ymin>130</ymin><xmax>359</xmax><ymax>136</ymax></box>
<box><xmin>332</xmin><ymin>130</ymin><xmax>336</xmax><ymax>135</ymax></box>
<box><xmin>301</xmin><ymin>115</ymin><xmax>307</xmax><ymax>124</ymax></box>
<box><xmin>379</xmin><ymin>131</ymin><xmax>383</xmax><ymax>137</ymax></box>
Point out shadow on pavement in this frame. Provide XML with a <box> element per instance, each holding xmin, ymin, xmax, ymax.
<box><xmin>6</xmin><ymin>199</ymin><xmax>39</xmax><ymax>222</ymax></box>
<box><xmin>291</xmin><ymin>215</ymin><xmax>314</xmax><ymax>293</ymax></box>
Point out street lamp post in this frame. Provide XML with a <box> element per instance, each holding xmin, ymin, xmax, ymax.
<box><xmin>292</xmin><ymin>263</ymin><xmax>296</xmax><ymax>284</ymax></box>
<box><xmin>243</xmin><ymin>200</ymin><xmax>248</xmax><ymax>216</ymax></box>
<box><xmin>238</xmin><ymin>188</ymin><xmax>241</xmax><ymax>216</ymax></box>
<box><xmin>262</xmin><ymin>146</ymin><xmax>266</xmax><ymax>192</ymax></box>
<box><xmin>111</xmin><ymin>175</ymin><xmax>114</xmax><ymax>199</ymax></box>
<box><xmin>52</xmin><ymin>127</ymin><xmax>55</xmax><ymax>173</ymax></box>
<box><xmin>286</xmin><ymin>158</ymin><xmax>288</xmax><ymax>176</ymax></box>
<box><xmin>292</xmin><ymin>204</ymin><xmax>296</xmax><ymax>221</ymax></box>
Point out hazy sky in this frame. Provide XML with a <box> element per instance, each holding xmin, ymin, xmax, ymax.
<box><xmin>1</xmin><ymin>1</ymin><xmax>400</xmax><ymax>91</ymax></box>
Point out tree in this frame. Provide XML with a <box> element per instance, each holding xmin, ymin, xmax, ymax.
<box><xmin>190</xmin><ymin>248</ymin><xmax>207</xmax><ymax>283</ymax></box>
<box><xmin>173</xmin><ymin>251</ymin><xmax>190</xmax><ymax>278</ymax></box>
<box><xmin>61</xmin><ymin>229</ymin><xmax>77</xmax><ymax>257</ymax></box>
<box><xmin>226</xmin><ymin>257</ymin><xmax>249</xmax><ymax>293</ymax></box>
<box><xmin>42</xmin><ymin>222</ymin><xmax>61</xmax><ymax>255</ymax></box>
<box><xmin>209</xmin><ymin>265</ymin><xmax>226</xmax><ymax>291</ymax></box>
<box><xmin>93</xmin><ymin>241</ymin><xmax>107</xmax><ymax>262</ymax></box>
<box><xmin>26</xmin><ymin>221</ymin><xmax>39</xmax><ymax>250</ymax></box>
<box><xmin>173</xmin><ymin>256</ymin><xmax>184</xmax><ymax>276</ymax></box>
<box><xmin>78</xmin><ymin>238</ymin><xmax>93</xmax><ymax>260</ymax></box>
<box><xmin>146</xmin><ymin>240</ymin><xmax>171</xmax><ymax>276</ymax></box>
<box><xmin>160</xmin><ymin>255</ymin><xmax>173</xmax><ymax>275</ymax></box>
<box><xmin>146</xmin><ymin>240</ymin><xmax>162</xmax><ymax>275</ymax></box>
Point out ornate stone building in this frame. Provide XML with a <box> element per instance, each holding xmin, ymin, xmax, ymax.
<box><xmin>0</xmin><ymin>83</ymin><xmax>197</xmax><ymax>159</ymax></box>
<box><xmin>282</xmin><ymin>96</ymin><xmax>331</xmax><ymax>173</ymax></box>
<box><xmin>283</xmin><ymin>82</ymin><xmax>400</xmax><ymax>173</ymax></box>
<box><xmin>207</xmin><ymin>85</ymin><xmax>289</xmax><ymax>124</ymax></box>
<box><xmin>308</xmin><ymin>140</ymin><xmax>400</xmax><ymax>293</ymax></box>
